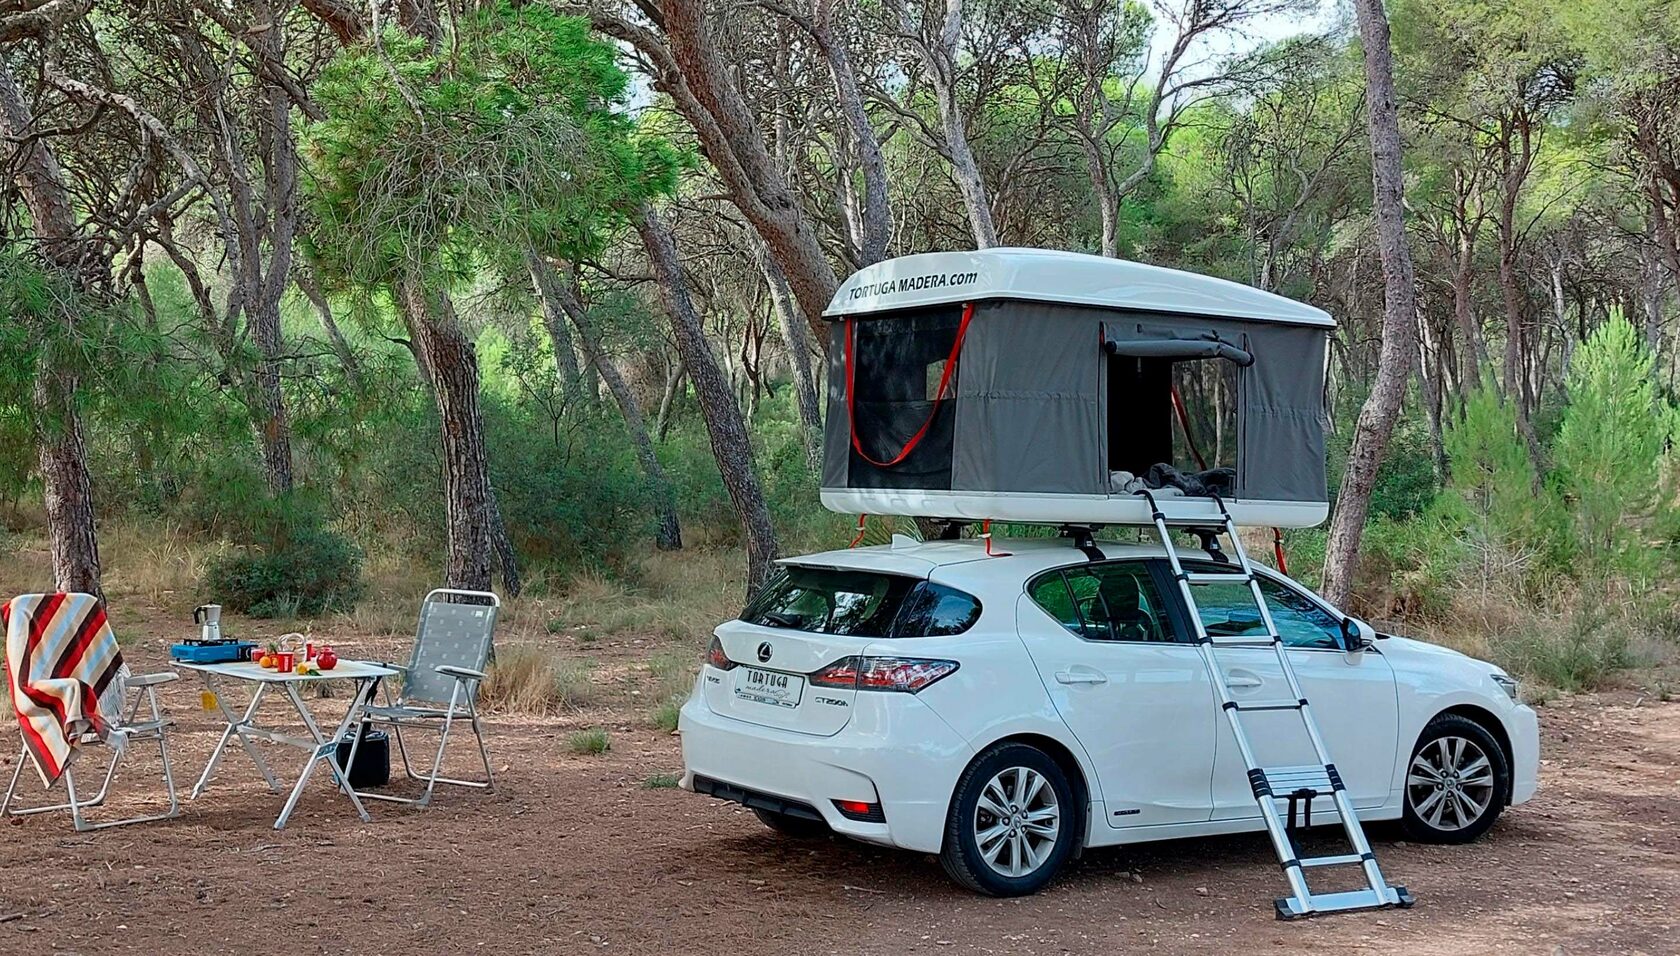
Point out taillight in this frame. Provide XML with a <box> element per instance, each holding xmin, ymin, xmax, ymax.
<box><xmin>706</xmin><ymin>636</ymin><xmax>737</xmax><ymax>671</ymax></box>
<box><xmin>832</xmin><ymin>799</ymin><xmax>886</xmax><ymax>822</ymax></box>
<box><xmin>809</xmin><ymin>656</ymin><xmax>958</xmax><ymax>693</ymax></box>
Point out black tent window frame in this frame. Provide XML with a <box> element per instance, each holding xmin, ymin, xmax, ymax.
<box><xmin>1101</xmin><ymin>321</ymin><xmax>1249</xmax><ymax>490</ymax></box>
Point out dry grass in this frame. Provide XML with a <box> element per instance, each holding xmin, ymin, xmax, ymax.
<box><xmin>478</xmin><ymin>644</ymin><xmax>598</xmax><ymax>716</ymax></box>
<box><xmin>646</xmin><ymin>647</ymin><xmax>700</xmax><ymax>730</ymax></box>
<box><xmin>539</xmin><ymin>550</ymin><xmax>744</xmax><ymax>644</ymax></box>
<box><xmin>1381</xmin><ymin>574</ymin><xmax>1675</xmax><ymax>698</ymax></box>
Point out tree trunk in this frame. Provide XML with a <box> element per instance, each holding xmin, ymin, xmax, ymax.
<box><xmin>761</xmin><ymin>250</ymin><xmax>824</xmax><ymax>474</ymax></box>
<box><xmin>0</xmin><ymin>63</ymin><xmax>103</xmax><ymax>596</ymax></box>
<box><xmin>553</xmin><ymin>276</ymin><xmax>683</xmax><ymax>551</ymax></box>
<box><xmin>486</xmin><ymin>487</ymin><xmax>523</xmax><ymax>598</ymax></box>
<box><xmin>395</xmin><ymin>273</ymin><xmax>508</xmax><ymax>594</ymax></box>
<box><xmin>637</xmin><ymin>205</ymin><xmax>778</xmax><ymax>593</ymax></box>
<box><xmin>1451</xmin><ymin>224</ymin><xmax>1487</xmax><ymax>388</ymax></box>
<box><xmin>1321</xmin><ymin>0</ymin><xmax>1420</xmax><ymax>609</ymax></box>
<box><xmin>913</xmin><ymin>0</ymin><xmax>997</xmax><ymax>248</ymax></box>
<box><xmin>812</xmin><ymin>0</ymin><xmax>892</xmax><ymax>266</ymax></box>
<box><xmin>596</xmin><ymin>0</ymin><xmax>839</xmax><ymax>345</ymax></box>
<box><xmin>296</xmin><ymin>258</ymin><xmax>361</xmax><ymax>382</ymax></box>
<box><xmin>656</xmin><ymin>361</ymin><xmax>685</xmax><ymax>442</ymax></box>
<box><xmin>524</xmin><ymin>246</ymin><xmax>585</xmax><ymax>405</ymax></box>
<box><xmin>1496</xmin><ymin>218</ymin><xmax>1544</xmax><ymax>473</ymax></box>
<box><xmin>247</xmin><ymin>0</ymin><xmax>297</xmax><ymax>495</ymax></box>
<box><xmin>1078</xmin><ymin>132</ymin><xmax>1119</xmax><ymax>258</ymax></box>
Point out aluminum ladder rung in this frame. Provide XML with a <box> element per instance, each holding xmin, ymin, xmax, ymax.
<box><xmin>1300</xmin><ymin>853</ymin><xmax>1367</xmax><ymax>868</ymax></box>
<box><xmin>1225</xmin><ymin>699</ymin><xmax>1304</xmax><ymax>713</ymax></box>
<box><xmin>1260</xmin><ymin>765</ymin><xmax>1334</xmax><ymax>793</ymax></box>
<box><xmin>1207</xmin><ymin>634</ymin><xmax>1279</xmax><ymax>647</ymax></box>
<box><xmin>1183</xmin><ymin>571</ymin><xmax>1251</xmax><ymax>585</ymax></box>
<box><xmin>1276</xmin><ymin>887</ymin><xmax>1414</xmax><ymax>921</ymax></box>
<box><xmin>1134</xmin><ymin>488</ymin><xmax>1412</xmax><ymax>921</ymax></box>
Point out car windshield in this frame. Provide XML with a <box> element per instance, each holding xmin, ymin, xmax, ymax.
<box><xmin>741</xmin><ymin>566</ymin><xmax>980</xmax><ymax>637</ymax></box>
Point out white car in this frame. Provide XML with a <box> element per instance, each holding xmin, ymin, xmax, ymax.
<box><xmin>679</xmin><ymin>536</ymin><xmax>1539</xmax><ymax>896</ymax></box>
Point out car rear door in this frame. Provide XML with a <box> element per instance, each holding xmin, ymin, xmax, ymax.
<box><xmin>1017</xmin><ymin>560</ymin><xmax>1217</xmax><ymax>828</ymax></box>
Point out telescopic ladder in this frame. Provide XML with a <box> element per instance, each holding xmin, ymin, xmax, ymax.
<box><xmin>1138</xmin><ymin>491</ymin><xmax>1414</xmax><ymax>920</ymax></box>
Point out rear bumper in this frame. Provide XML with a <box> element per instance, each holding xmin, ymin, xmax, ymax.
<box><xmin>1508</xmin><ymin>704</ymin><xmax>1540</xmax><ymax>805</ymax></box>
<box><xmin>678</xmin><ymin>692</ymin><xmax>973</xmax><ymax>853</ymax></box>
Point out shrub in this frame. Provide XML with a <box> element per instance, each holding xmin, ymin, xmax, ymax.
<box><xmin>568</xmin><ymin>727</ymin><xmax>610</xmax><ymax>755</ymax></box>
<box><xmin>1488</xmin><ymin>605</ymin><xmax>1634</xmax><ymax>692</ymax></box>
<box><xmin>205</xmin><ymin>520</ymin><xmax>365</xmax><ymax>619</ymax></box>
<box><xmin>643</xmin><ymin>773</ymin><xmax>680</xmax><ymax>789</ymax></box>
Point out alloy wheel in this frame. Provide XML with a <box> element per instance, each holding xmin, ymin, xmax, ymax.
<box><xmin>973</xmin><ymin>766</ymin><xmax>1061</xmax><ymax>877</ymax></box>
<box><xmin>1406</xmin><ymin>735</ymin><xmax>1496</xmax><ymax>831</ymax></box>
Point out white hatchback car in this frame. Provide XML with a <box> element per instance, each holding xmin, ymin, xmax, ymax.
<box><xmin>679</xmin><ymin>536</ymin><xmax>1539</xmax><ymax>896</ymax></box>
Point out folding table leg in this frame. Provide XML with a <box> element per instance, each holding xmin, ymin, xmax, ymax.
<box><xmin>273</xmin><ymin>681</ymin><xmax>374</xmax><ymax>829</ymax></box>
<box><xmin>193</xmin><ymin>681</ymin><xmax>278</xmax><ymax>798</ymax></box>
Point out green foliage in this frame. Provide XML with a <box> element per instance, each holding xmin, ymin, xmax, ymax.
<box><xmin>1440</xmin><ymin>380</ymin><xmax>1570</xmax><ymax>575</ymax></box>
<box><xmin>1551</xmin><ymin>314</ymin><xmax>1674</xmax><ymax>576</ymax></box>
<box><xmin>303</xmin><ymin>3</ymin><xmax>679</xmax><ymax>289</ymax></box>
<box><xmin>203</xmin><ymin>501</ymin><xmax>366</xmax><ymax>618</ymax></box>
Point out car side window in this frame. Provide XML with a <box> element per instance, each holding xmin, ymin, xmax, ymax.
<box><xmin>1027</xmin><ymin>563</ymin><xmax>1176</xmax><ymax>643</ymax></box>
<box><xmin>1188</xmin><ymin>571</ymin><xmax>1342</xmax><ymax>649</ymax></box>
<box><xmin>1026</xmin><ymin>572</ymin><xmax>1080</xmax><ymax>632</ymax></box>
<box><xmin>893</xmin><ymin>582</ymin><xmax>982</xmax><ymax>637</ymax></box>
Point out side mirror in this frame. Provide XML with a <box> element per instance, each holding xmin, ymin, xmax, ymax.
<box><xmin>1340</xmin><ymin>617</ymin><xmax>1376</xmax><ymax>652</ymax></box>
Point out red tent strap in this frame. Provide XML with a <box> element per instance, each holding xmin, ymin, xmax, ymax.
<box><xmin>849</xmin><ymin>514</ymin><xmax>869</xmax><ymax>549</ymax></box>
<box><xmin>845</xmin><ymin>302</ymin><xmax>977</xmax><ymax>469</ymax></box>
<box><xmin>1272</xmin><ymin>527</ymin><xmax>1288</xmax><ymax>575</ymax></box>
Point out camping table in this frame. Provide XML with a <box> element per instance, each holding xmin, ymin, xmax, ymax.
<box><xmin>173</xmin><ymin>659</ymin><xmax>398</xmax><ymax>830</ymax></box>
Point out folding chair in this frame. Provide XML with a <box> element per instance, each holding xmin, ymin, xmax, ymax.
<box><xmin>2</xmin><ymin>671</ymin><xmax>180</xmax><ymax>831</ymax></box>
<box><xmin>350</xmin><ymin>588</ymin><xmax>499</xmax><ymax>808</ymax></box>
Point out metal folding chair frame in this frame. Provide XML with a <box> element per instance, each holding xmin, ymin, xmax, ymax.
<box><xmin>1</xmin><ymin>672</ymin><xmax>180</xmax><ymax>831</ymax></box>
<box><xmin>350</xmin><ymin>588</ymin><xmax>498</xmax><ymax>809</ymax></box>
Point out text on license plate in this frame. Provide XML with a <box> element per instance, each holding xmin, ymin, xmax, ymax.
<box><xmin>733</xmin><ymin>667</ymin><xmax>804</xmax><ymax>708</ymax></box>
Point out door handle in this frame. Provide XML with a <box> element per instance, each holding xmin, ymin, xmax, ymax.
<box><xmin>1224</xmin><ymin>674</ymin><xmax>1263</xmax><ymax>689</ymax></box>
<box><xmin>1055</xmin><ymin>670</ymin><xmax>1108</xmax><ymax>685</ymax></box>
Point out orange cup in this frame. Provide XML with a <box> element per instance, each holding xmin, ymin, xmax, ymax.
<box><xmin>276</xmin><ymin>652</ymin><xmax>295</xmax><ymax>674</ymax></box>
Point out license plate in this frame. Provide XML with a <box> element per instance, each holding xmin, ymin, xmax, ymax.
<box><xmin>733</xmin><ymin>667</ymin><xmax>804</xmax><ymax>709</ymax></box>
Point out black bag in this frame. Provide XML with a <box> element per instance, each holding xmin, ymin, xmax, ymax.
<box><xmin>334</xmin><ymin>727</ymin><xmax>390</xmax><ymax>789</ymax></box>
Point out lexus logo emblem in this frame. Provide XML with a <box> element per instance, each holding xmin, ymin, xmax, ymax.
<box><xmin>756</xmin><ymin>642</ymin><xmax>773</xmax><ymax>663</ymax></box>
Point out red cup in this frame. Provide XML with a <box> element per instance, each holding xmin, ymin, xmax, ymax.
<box><xmin>305</xmin><ymin>642</ymin><xmax>315</xmax><ymax>661</ymax></box>
<box><xmin>276</xmin><ymin>652</ymin><xmax>295</xmax><ymax>674</ymax></box>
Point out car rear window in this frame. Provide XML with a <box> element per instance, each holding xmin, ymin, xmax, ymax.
<box><xmin>741</xmin><ymin>566</ymin><xmax>981</xmax><ymax>637</ymax></box>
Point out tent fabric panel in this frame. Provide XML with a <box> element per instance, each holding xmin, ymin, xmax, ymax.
<box><xmin>953</xmin><ymin>302</ymin><xmax>1105</xmax><ymax>494</ymax></box>
<box><xmin>1236</xmin><ymin>323</ymin><xmax>1328</xmax><ymax>502</ymax></box>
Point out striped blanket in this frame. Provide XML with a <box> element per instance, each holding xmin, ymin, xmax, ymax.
<box><xmin>3</xmin><ymin>593</ymin><xmax>130</xmax><ymax>786</ymax></box>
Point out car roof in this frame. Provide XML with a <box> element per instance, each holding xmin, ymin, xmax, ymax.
<box><xmin>780</xmin><ymin>536</ymin><xmax>1180</xmax><ymax>587</ymax></box>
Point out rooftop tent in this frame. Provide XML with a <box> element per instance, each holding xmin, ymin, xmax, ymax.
<box><xmin>820</xmin><ymin>248</ymin><xmax>1334</xmax><ymax>529</ymax></box>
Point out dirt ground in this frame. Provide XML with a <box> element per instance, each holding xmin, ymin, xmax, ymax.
<box><xmin>3</xmin><ymin>612</ymin><xmax>1678</xmax><ymax>956</ymax></box>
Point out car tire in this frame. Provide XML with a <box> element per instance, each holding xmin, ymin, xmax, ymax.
<box><xmin>752</xmin><ymin>807</ymin><xmax>830</xmax><ymax>839</ymax></box>
<box><xmin>939</xmin><ymin>742</ymin><xmax>1079</xmax><ymax>897</ymax></box>
<box><xmin>1400</xmin><ymin>713</ymin><xmax>1509</xmax><ymax>844</ymax></box>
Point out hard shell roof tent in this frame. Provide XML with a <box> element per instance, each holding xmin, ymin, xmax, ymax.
<box><xmin>820</xmin><ymin>247</ymin><xmax>1333</xmax><ymax>529</ymax></box>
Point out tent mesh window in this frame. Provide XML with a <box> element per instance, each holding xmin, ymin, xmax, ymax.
<box><xmin>846</xmin><ymin>304</ymin><xmax>967</xmax><ymax>490</ymax></box>
<box><xmin>1171</xmin><ymin>357</ymin><xmax>1240</xmax><ymax>473</ymax></box>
